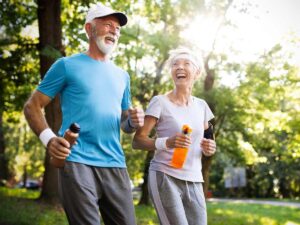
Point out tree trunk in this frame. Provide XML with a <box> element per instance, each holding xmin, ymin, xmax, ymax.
<box><xmin>202</xmin><ymin>62</ymin><xmax>216</xmax><ymax>198</ymax></box>
<box><xmin>0</xmin><ymin>112</ymin><xmax>9</xmax><ymax>181</ymax></box>
<box><xmin>138</xmin><ymin>151</ymin><xmax>154</xmax><ymax>205</ymax></box>
<box><xmin>204</xmin><ymin>61</ymin><xmax>215</xmax><ymax>92</ymax></box>
<box><xmin>37</xmin><ymin>0</ymin><xmax>63</xmax><ymax>203</ymax></box>
<box><xmin>22</xmin><ymin>165</ymin><xmax>28</xmax><ymax>188</ymax></box>
<box><xmin>201</xmin><ymin>155</ymin><xmax>214</xmax><ymax>197</ymax></box>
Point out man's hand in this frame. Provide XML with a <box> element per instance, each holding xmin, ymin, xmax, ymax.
<box><xmin>201</xmin><ymin>138</ymin><xmax>216</xmax><ymax>157</ymax></box>
<box><xmin>47</xmin><ymin>137</ymin><xmax>71</xmax><ymax>160</ymax></box>
<box><xmin>128</xmin><ymin>108</ymin><xmax>144</xmax><ymax>128</ymax></box>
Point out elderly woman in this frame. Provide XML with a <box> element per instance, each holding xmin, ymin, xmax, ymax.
<box><xmin>132</xmin><ymin>47</ymin><xmax>216</xmax><ymax>225</ymax></box>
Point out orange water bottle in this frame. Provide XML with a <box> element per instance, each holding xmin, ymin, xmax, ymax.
<box><xmin>170</xmin><ymin>125</ymin><xmax>192</xmax><ymax>168</ymax></box>
<box><xmin>50</xmin><ymin>123</ymin><xmax>80</xmax><ymax>168</ymax></box>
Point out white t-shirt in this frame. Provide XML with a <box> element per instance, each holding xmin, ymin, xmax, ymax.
<box><xmin>146</xmin><ymin>95</ymin><xmax>214</xmax><ymax>182</ymax></box>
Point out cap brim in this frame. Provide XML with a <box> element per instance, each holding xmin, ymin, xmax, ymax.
<box><xmin>98</xmin><ymin>12</ymin><xmax>127</xmax><ymax>26</ymax></box>
<box><xmin>111</xmin><ymin>12</ymin><xmax>127</xmax><ymax>26</ymax></box>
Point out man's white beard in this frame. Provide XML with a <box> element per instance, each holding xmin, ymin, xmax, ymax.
<box><xmin>95</xmin><ymin>35</ymin><xmax>116</xmax><ymax>55</ymax></box>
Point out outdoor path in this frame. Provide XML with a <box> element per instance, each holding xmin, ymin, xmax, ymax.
<box><xmin>207</xmin><ymin>198</ymin><xmax>300</xmax><ymax>208</ymax></box>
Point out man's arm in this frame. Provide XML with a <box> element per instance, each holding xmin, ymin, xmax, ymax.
<box><xmin>24</xmin><ymin>90</ymin><xmax>70</xmax><ymax>159</ymax></box>
<box><xmin>24</xmin><ymin>90</ymin><xmax>52</xmax><ymax>136</ymax></box>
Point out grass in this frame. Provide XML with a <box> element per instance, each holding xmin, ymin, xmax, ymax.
<box><xmin>0</xmin><ymin>187</ymin><xmax>299</xmax><ymax>225</ymax></box>
<box><xmin>207</xmin><ymin>202</ymin><xmax>300</xmax><ymax>225</ymax></box>
<box><xmin>0</xmin><ymin>187</ymin><xmax>67</xmax><ymax>225</ymax></box>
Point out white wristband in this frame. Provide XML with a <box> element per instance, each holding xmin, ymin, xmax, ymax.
<box><xmin>155</xmin><ymin>137</ymin><xmax>168</xmax><ymax>151</ymax></box>
<box><xmin>39</xmin><ymin>128</ymin><xmax>57</xmax><ymax>147</ymax></box>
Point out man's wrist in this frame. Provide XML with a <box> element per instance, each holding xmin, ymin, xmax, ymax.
<box><xmin>122</xmin><ymin>118</ymin><xmax>136</xmax><ymax>133</ymax></box>
<box><xmin>39</xmin><ymin>128</ymin><xmax>56</xmax><ymax>147</ymax></box>
<box><xmin>128</xmin><ymin>118</ymin><xmax>135</xmax><ymax>129</ymax></box>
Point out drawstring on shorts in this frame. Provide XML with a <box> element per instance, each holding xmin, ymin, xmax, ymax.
<box><xmin>185</xmin><ymin>181</ymin><xmax>191</xmax><ymax>202</ymax></box>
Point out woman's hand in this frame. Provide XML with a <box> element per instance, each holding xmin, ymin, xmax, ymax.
<box><xmin>201</xmin><ymin>138</ymin><xmax>216</xmax><ymax>156</ymax></box>
<box><xmin>166</xmin><ymin>133</ymin><xmax>191</xmax><ymax>149</ymax></box>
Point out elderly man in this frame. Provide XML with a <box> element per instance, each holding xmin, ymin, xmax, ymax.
<box><xmin>24</xmin><ymin>3</ymin><xmax>143</xmax><ymax>225</ymax></box>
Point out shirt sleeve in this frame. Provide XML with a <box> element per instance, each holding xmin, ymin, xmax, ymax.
<box><xmin>145</xmin><ymin>96</ymin><xmax>162</xmax><ymax>119</ymax></box>
<box><xmin>37</xmin><ymin>58</ymin><xmax>67</xmax><ymax>99</ymax></box>
<box><xmin>121</xmin><ymin>73</ymin><xmax>132</xmax><ymax>110</ymax></box>
<box><xmin>203</xmin><ymin>100</ymin><xmax>214</xmax><ymax>122</ymax></box>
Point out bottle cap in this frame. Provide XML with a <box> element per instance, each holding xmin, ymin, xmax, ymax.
<box><xmin>182</xmin><ymin>125</ymin><xmax>192</xmax><ymax>135</ymax></box>
<box><xmin>69</xmin><ymin>123</ymin><xmax>80</xmax><ymax>133</ymax></box>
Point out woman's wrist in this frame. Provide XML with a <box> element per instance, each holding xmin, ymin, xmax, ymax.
<box><xmin>155</xmin><ymin>137</ymin><xmax>169</xmax><ymax>151</ymax></box>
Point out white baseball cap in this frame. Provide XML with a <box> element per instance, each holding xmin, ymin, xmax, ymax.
<box><xmin>85</xmin><ymin>3</ymin><xmax>128</xmax><ymax>26</ymax></box>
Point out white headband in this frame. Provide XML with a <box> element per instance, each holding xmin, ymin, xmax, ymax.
<box><xmin>172</xmin><ymin>54</ymin><xmax>200</xmax><ymax>70</ymax></box>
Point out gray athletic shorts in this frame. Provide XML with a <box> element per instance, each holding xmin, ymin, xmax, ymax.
<box><xmin>58</xmin><ymin>161</ymin><xmax>136</xmax><ymax>225</ymax></box>
<box><xmin>148</xmin><ymin>170</ymin><xmax>207</xmax><ymax>225</ymax></box>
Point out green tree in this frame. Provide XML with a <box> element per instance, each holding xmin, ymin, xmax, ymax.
<box><xmin>4</xmin><ymin>112</ymin><xmax>45</xmax><ymax>186</ymax></box>
<box><xmin>0</xmin><ymin>0</ymin><xmax>38</xmax><ymax>181</ymax></box>
<box><xmin>206</xmin><ymin>42</ymin><xmax>300</xmax><ymax>198</ymax></box>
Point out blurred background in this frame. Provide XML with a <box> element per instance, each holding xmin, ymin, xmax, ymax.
<box><xmin>0</xmin><ymin>0</ymin><xmax>299</xmax><ymax>224</ymax></box>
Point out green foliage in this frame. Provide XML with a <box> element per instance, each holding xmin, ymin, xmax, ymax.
<box><xmin>4</xmin><ymin>112</ymin><xmax>45</xmax><ymax>181</ymax></box>
<box><xmin>0</xmin><ymin>186</ymin><xmax>39</xmax><ymax>199</ymax></box>
<box><xmin>122</xmin><ymin>133</ymin><xmax>147</xmax><ymax>184</ymax></box>
<box><xmin>197</xmin><ymin>44</ymin><xmax>300</xmax><ymax>198</ymax></box>
<box><xmin>0</xmin><ymin>0</ymin><xmax>39</xmax><ymax>113</ymax></box>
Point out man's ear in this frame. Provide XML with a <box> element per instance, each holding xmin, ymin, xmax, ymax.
<box><xmin>85</xmin><ymin>23</ymin><xmax>92</xmax><ymax>39</ymax></box>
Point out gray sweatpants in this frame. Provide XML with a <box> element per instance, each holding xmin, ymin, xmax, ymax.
<box><xmin>148</xmin><ymin>170</ymin><xmax>207</xmax><ymax>225</ymax></box>
<box><xmin>58</xmin><ymin>162</ymin><xmax>136</xmax><ymax>225</ymax></box>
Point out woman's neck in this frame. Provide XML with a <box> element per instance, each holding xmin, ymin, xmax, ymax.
<box><xmin>167</xmin><ymin>88</ymin><xmax>192</xmax><ymax>106</ymax></box>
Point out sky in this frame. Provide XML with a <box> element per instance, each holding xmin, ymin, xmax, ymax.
<box><xmin>181</xmin><ymin>0</ymin><xmax>300</xmax><ymax>86</ymax></box>
<box><xmin>226</xmin><ymin>0</ymin><xmax>300</xmax><ymax>60</ymax></box>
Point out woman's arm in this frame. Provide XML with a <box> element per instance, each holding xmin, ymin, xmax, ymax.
<box><xmin>133</xmin><ymin>115</ymin><xmax>192</xmax><ymax>151</ymax></box>
<box><xmin>132</xmin><ymin>115</ymin><xmax>158</xmax><ymax>151</ymax></box>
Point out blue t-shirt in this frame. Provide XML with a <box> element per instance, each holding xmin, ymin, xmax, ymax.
<box><xmin>38</xmin><ymin>53</ymin><xmax>132</xmax><ymax>168</ymax></box>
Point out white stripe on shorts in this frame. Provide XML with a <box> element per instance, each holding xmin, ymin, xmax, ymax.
<box><xmin>149</xmin><ymin>170</ymin><xmax>171</xmax><ymax>225</ymax></box>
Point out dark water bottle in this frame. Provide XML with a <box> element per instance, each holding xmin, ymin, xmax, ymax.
<box><xmin>50</xmin><ymin>123</ymin><xmax>80</xmax><ymax>168</ymax></box>
<box><xmin>204</xmin><ymin>122</ymin><xmax>214</xmax><ymax>140</ymax></box>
